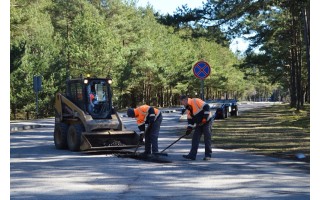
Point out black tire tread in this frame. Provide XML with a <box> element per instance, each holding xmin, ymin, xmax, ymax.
<box><xmin>54</xmin><ymin>122</ymin><xmax>69</xmax><ymax>149</ymax></box>
<box><xmin>67</xmin><ymin>123</ymin><xmax>84</xmax><ymax>151</ymax></box>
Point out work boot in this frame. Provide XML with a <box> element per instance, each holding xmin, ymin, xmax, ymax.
<box><xmin>203</xmin><ymin>156</ymin><xmax>211</xmax><ymax>161</ymax></box>
<box><xmin>183</xmin><ymin>155</ymin><xmax>195</xmax><ymax>160</ymax></box>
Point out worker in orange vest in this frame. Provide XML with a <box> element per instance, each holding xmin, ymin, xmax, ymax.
<box><xmin>180</xmin><ymin>95</ymin><xmax>214</xmax><ymax>161</ymax></box>
<box><xmin>127</xmin><ymin>105</ymin><xmax>163</xmax><ymax>156</ymax></box>
<box><xmin>87</xmin><ymin>85</ymin><xmax>96</xmax><ymax>114</ymax></box>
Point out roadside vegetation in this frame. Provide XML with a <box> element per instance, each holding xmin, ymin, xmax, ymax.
<box><xmin>11</xmin><ymin>0</ymin><xmax>309</xmax><ymax>120</ymax></box>
<box><xmin>212</xmin><ymin>103</ymin><xmax>310</xmax><ymax>163</ymax></box>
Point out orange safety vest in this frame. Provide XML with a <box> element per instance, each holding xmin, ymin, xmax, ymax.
<box><xmin>90</xmin><ymin>93</ymin><xmax>95</xmax><ymax>101</ymax></box>
<box><xmin>186</xmin><ymin>98</ymin><xmax>211</xmax><ymax>120</ymax></box>
<box><xmin>134</xmin><ymin>105</ymin><xmax>160</xmax><ymax>126</ymax></box>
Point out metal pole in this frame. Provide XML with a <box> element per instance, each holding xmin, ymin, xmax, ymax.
<box><xmin>36</xmin><ymin>91</ymin><xmax>38</xmax><ymax>119</ymax></box>
<box><xmin>201</xmin><ymin>79</ymin><xmax>204</xmax><ymax>100</ymax></box>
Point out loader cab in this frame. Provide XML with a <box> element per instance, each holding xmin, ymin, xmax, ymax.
<box><xmin>66</xmin><ymin>77</ymin><xmax>113</xmax><ymax>119</ymax></box>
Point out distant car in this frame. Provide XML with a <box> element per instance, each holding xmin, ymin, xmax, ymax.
<box><xmin>227</xmin><ymin>99</ymin><xmax>239</xmax><ymax>117</ymax></box>
<box><xmin>205</xmin><ymin>99</ymin><xmax>238</xmax><ymax>119</ymax></box>
<box><xmin>206</xmin><ymin>99</ymin><xmax>228</xmax><ymax>119</ymax></box>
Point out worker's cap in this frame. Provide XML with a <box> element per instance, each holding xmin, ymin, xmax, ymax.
<box><xmin>179</xmin><ymin>95</ymin><xmax>188</xmax><ymax>100</ymax></box>
<box><xmin>127</xmin><ymin>108</ymin><xmax>135</xmax><ymax>118</ymax></box>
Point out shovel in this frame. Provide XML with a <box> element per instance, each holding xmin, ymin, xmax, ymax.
<box><xmin>133</xmin><ymin>123</ymin><xmax>153</xmax><ymax>155</ymax></box>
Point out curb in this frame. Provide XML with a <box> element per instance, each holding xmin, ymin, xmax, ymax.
<box><xmin>10</xmin><ymin>124</ymin><xmax>43</xmax><ymax>133</ymax></box>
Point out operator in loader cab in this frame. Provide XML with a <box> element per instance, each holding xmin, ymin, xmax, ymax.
<box><xmin>127</xmin><ymin>105</ymin><xmax>162</xmax><ymax>156</ymax></box>
<box><xmin>180</xmin><ymin>95</ymin><xmax>214</xmax><ymax>161</ymax></box>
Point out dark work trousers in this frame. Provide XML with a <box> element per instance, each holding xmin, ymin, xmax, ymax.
<box><xmin>144</xmin><ymin>113</ymin><xmax>163</xmax><ymax>154</ymax></box>
<box><xmin>188</xmin><ymin>117</ymin><xmax>214</xmax><ymax>159</ymax></box>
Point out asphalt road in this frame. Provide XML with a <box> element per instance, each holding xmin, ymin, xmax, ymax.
<box><xmin>10</xmin><ymin>102</ymin><xmax>310</xmax><ymax>199</ymax></box>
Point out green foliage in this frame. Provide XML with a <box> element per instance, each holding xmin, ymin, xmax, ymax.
<box><xmin>10</xmin><ymin>0</ymin><xmax>257</xmax><ymax>119</ymax></box>
<box><xmin>68</xmin><ymin>2</ymin><xmax>119</xmax><ymax>76</ymax></box>
<box><xmin>11</xmin><ymin>0</ymin><xmax>61</xmax><ymax>118</ymax></box>
<box><xmin>164</xmin><ymin>0</ymin><xmax>309</xmax><ymax>108</ymax></box>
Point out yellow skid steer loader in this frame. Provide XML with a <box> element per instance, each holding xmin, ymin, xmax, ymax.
<box><xmin>54</xmin><ymin>76</ymin><xmax>139</xmax><ymax>151</ymax></box>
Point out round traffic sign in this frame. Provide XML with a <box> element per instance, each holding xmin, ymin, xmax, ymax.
<box><xmin>193</xmin><ymin>61</ymin><xmax>211</xmax><ymax>79</ymax></box>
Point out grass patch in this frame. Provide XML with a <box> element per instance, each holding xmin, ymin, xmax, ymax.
<box><xmin>212</xmin><ymin>103</ymin><xmax>310</xmax><ymax>162</ymax></box>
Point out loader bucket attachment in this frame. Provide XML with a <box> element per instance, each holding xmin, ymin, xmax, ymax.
<box><xmin>80</xmin><ymin>135</ymin><xmax>92</xmax><ymax>151</ymax></box>
<box><xmin>81</xmin><ymin>130</ymin><xmax>140</xmax><ymax>150</ymax></box>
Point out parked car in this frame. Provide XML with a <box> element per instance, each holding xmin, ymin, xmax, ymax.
<box><xmin>205</xmin><ymin>99</ymin><xmax>228</xmax><ymax>119</ymax></box>
<box><xmin>226</xmin><ymin>99</ymin><xmax>239</xmax><ymax>117</ymax></box>
<box><xmin>205</xmin><ymin>99</ymin><xmax>238</xmax><ymax>119</ymax></box>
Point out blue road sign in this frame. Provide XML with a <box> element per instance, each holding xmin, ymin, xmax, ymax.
<box><xmin>33</xmin><ymin>76</ymin><xmax>42</xmax><ymax>92</ymax></box>
<box><xmin>193</xmin><ymin>61</ymin><xmax>211</xmax><ymax>79</ymax></box>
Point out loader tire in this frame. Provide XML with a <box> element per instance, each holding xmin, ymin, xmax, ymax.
<box><xmin>54</xmin><ymin>123</ymin><xmax>68</xmax><ymax>150</ymax></box>
<box><xmin>67</xmin><ymin>124</ymin><xmax>84</xmax><ymax>151</ymax></box>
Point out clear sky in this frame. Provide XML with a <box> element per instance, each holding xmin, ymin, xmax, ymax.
<box><xmin>136</xmin><ymin>0</ymin><xmax>205</xmax><ymax>15</ymax></box>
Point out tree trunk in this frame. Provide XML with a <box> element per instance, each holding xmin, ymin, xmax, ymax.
<box><xmin>302</xmin><ymin>7</ymin><xmax>310</xmax><ymax>103</ymax></box>
<box><xmin>169</xmin><ymin>86</ymin><xmax>173</xmax><ymax>106</ymax></box>
<box><xmin>289</xmin><ymin>5</ymin><xmax>297</xmax><ymax>108</ymax></box>
<box><xmin>131</xmin><ymin>90</ymin><xmax>136</xmax><ymax>108</ymax></box>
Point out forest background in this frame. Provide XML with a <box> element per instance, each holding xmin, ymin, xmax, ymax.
<box><xmin>9</xmin><ymin>0</ymin><xmax>310</xmax><ymax>119</ymax></box>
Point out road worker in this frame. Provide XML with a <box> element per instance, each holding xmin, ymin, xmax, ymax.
<box><xmin>87</xmin><ymin>85</ymin><xmax>96</xmax><ymax>114</ymax></box>
<box><xmin>180</xmin><ymin>95</ymin><xmax>214</xmax><ymax>161</ymax></box>
<box><xmin>127</xmin><ymin>105</ymin><xmax>163</xmax><ymax>156</ymax></box>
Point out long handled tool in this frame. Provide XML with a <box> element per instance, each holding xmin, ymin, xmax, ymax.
<box><xmin>158</xmin><ymin>133</ymin><xmax>188</xmax><ymax>155</ymax></box>
<box><xmin>133</xmin><ymin>124</ymin><xmax>152</xmax><ymax>155</ymax></box>
<box><xmin>157</xmin><ymin>116</ymin><xmax>216</xmax><ymax>155</ymax></box>
<box><xmin>133</xmin><ymin>139</ymin><xmax>141</xmax><ymax>155</ymax></box>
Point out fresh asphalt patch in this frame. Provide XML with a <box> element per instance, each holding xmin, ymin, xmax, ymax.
<box><xmin>82</xmin><ymin>149</ymin><xmax>172</xmax><ymax>163</ymax></box>
<box><xmin>116</xmin><ymin>153</ymin><xmax>172</xmax><ymax>163</ymax></box>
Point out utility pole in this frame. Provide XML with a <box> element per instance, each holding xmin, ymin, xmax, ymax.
<box><xmin>33</xmin><ymin>75</ymin><xmax>42</xmax><ymax>119</ymax></box>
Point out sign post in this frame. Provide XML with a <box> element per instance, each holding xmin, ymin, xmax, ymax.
<box><xmin>193</xmin><ymin>61</ymin><xmax>211</xmax><ymax>100</ymax></box>
<box><xmin>33</xmin><ymin>75</ymin><xmax>42</xmax><ymax>118</ymax></box>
